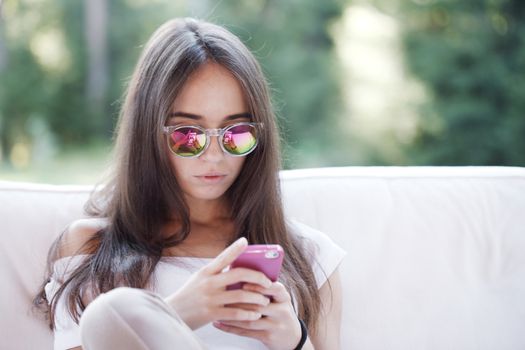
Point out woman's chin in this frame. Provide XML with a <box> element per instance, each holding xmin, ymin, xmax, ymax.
<box><xmin>186</xmin><ymin>189</ymin><xmax>228</xmax><ymax>202</ymax></box>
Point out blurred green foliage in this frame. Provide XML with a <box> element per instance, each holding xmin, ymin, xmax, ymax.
<box><xmin>398</xmin><ymin>0</ymin><xmax>525</xmax><ymax>165</ymax></box>
<box><xmin>0</xmin><ymin>0</ymin><xmax>524</xmax><ymax>184</ymax></box>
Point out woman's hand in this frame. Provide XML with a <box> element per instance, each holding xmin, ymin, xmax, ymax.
<box><xmin>212</xmin><ymin>281</ymin><xmax>308</xmax><ymax>350</ymax></box>
<box><xmin>164</xmin><ymin>237</ymin><xmax>273</xmax><ymax>330</ymax></box>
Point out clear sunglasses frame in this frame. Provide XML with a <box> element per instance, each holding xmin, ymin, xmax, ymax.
<box><xmin>162</xmin><ymin>122</ymin><xmax>262</xmax><ymax>158</ymax></box>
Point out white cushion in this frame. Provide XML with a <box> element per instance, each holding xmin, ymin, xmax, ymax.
<box><xmin>0</xmin><ymin>182</ymin><xmax>90</xmax><ymax>349</ymax></box>
<box><xmin>281</xmin><ymin>166</ymin><xmax>525</xmax><ymax>350</ymax></box>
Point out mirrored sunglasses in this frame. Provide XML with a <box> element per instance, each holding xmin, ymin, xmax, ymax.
<box><xmin>163</xmin><ymin>122</ymin><xmax>261</xmax><ymax>158</ymax></box>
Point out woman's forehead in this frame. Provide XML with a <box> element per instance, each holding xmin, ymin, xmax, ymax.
<box><xmin>170</xmin><ymin>63</ymin><xmax>249</xmax><ymax>123</ymax></box>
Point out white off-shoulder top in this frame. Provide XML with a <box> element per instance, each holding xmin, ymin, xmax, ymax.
<box><xmin>45</xmin><ymin>220</ymin><xmax>346</xmax><ymax>350</ymax></box>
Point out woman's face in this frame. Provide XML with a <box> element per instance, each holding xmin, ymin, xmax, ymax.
<box><xmin>167</xmin><ymin>62</ymin><xmax>250</xmax><ymax>204</ymax></box>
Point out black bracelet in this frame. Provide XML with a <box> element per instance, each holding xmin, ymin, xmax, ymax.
<box><xmin>294</xmin><ymin>318</ymin><xmax>308</xmax><ymax>350</ymax></box>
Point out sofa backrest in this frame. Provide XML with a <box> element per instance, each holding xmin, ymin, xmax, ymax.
<box><xmin>281</xmin><ymin>166</ymin><xmax>525</xmax><ymax>350</ymax></box>
<box><xmin>1</xmin><ymin>166</ymin><xmax>525</xmax><ymax>350</ymax></box>
<box><xmin>1</xmin><ymin>182</ymin><xmax>90</xmax><ymax>349</ymax></box>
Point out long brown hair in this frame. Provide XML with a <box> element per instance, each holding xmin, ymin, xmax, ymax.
<box><xmin>34</xmin><ymin>17</ymin><xmax>320</xmax><ymax>332</ymax></box>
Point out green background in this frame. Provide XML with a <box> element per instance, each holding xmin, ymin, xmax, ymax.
<box><xmin>1</xmin><ymin>0</ymin><xmax>523</xmax><ymax>184</ymax></box>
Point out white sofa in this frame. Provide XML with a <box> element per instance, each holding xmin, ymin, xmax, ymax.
<box><xmin>2</xmin><ymin>166</ymin><xmax>525</xmax><ymax>350</ymax></box>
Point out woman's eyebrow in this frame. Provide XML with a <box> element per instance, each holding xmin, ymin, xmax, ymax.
<box><xmin>224</xmin><ymin>112</ymin><xmax>252</xmax><ymax>121</ymax></box>
<box><xmin>169</xmin><ymin>112</ymin><xmax>201</xmax><ymax>120</ymax></box>
<box><xmin>169</xmin><ymin>112</ymin><xmax>252</xmax><ymax>121</ymax></box>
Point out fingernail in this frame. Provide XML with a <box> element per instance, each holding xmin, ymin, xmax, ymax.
<box><xmin>252</xmin><ymin>312</ymin><xmax>262</xmax><ymax>320</ymax></box>
<box><xmin>235</xmin><ymin>237</ymin><xmax>247</xmax><ymax>245</ymax></box>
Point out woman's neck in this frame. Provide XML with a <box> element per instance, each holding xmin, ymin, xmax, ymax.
<box><xmin>186</xmin><ymin>196</ymin><xmax>231</xmax><ymax>225</ymax></box>
<box><xmin>162</xmin><ymin>195</ymin><xmax>236</xmax><ymax>258</ymax></box>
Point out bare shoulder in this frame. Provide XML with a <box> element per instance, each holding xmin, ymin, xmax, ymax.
<box><xmin>57</xmin><ymin>218</ymin><xmax>108</xmax><ymax>258</ymax></box>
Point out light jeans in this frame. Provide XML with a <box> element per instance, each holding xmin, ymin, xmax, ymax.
<box><xmin>79</xmin><ymin>287</ymin><xmax>206</xmax><ymax>350</ymax></box>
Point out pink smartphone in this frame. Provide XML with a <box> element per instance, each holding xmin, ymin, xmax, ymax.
<box><xmin>227</xmin><ymin>244</ymin><xmax>285</xmax><ymax>290</ymax></box>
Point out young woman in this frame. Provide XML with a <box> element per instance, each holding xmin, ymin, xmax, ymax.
<box><xmin>35</xmin><ymin>17</ymin><xmax>345</xmax><ymax>350</ymax></box>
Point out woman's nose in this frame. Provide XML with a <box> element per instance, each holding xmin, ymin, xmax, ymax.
<box><xmin>200</xmin><ymin>136</ymin><xmax>224</xmax><ymax>162</ymax></box>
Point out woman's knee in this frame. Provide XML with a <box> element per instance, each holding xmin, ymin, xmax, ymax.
<box><xmin>80</xmin><ymin>287</ymin><xmax>205</xmax><ymax>350</ymax></box>
<box><xmin>99</xmin><ymin>287</ymin><xmax>146</xmax><ymax>314</ymax></box>
<box><xmin>79</xmin><ymin>288</ymin><xmax>154</xmax><ymax>350</ymax></box>
<box><xmin>82</xmin><ymin>287</ymin><xmax>151</xmax><ymax>327</ymax></box>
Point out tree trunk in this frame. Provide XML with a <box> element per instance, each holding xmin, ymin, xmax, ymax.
<box><xmin>0</xmin><ymin>4</ymin><xmax>9</xmax><ymax>164</ymax></box>
<box><xmin>84</xmin><ymin>0</ymin><xmax>108</xmax><ymax>127</ymax></box>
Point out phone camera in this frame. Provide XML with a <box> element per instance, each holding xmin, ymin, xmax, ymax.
<box><xmin>265</xmin><ymin>250</ymin><xmax>279</xmax><ymax>259</ymax></box>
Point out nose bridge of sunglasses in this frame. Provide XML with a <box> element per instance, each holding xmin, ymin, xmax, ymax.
<box><xmin>200</xmin><ymin>131</ymin><xmax>225</xmax><ymax>157</ymax></box>
<box><xmin>202</xmin><ymin>129</ymin><xmax>224</xmax><ymax>153</ymax></box>
<box><xmin>204</xmin><ymin>128</ymin><xmax>222</xmax><ymax>137</ymax></box>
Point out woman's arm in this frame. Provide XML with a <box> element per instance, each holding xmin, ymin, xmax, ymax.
<box><xmin>310</xmin><ymin>267</ymin><xmax>343</xmax><ymax>350</ymax></box>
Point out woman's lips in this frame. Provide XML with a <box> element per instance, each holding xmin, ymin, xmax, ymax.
<box><xmin>195</xmin><ymin>173</ymin><xmax>227</xmax><ymax>183</ymax></box>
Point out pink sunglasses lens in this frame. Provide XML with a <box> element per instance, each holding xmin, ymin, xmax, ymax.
<box><xmin>168</xmin><ymin>127</ymin><xmax>206</xmax><ymax>157</ymax></box>
<box><xmin>223</xmin><ymin>124</ymin><xmax>257</xmax><ymax>155</ymax></box>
